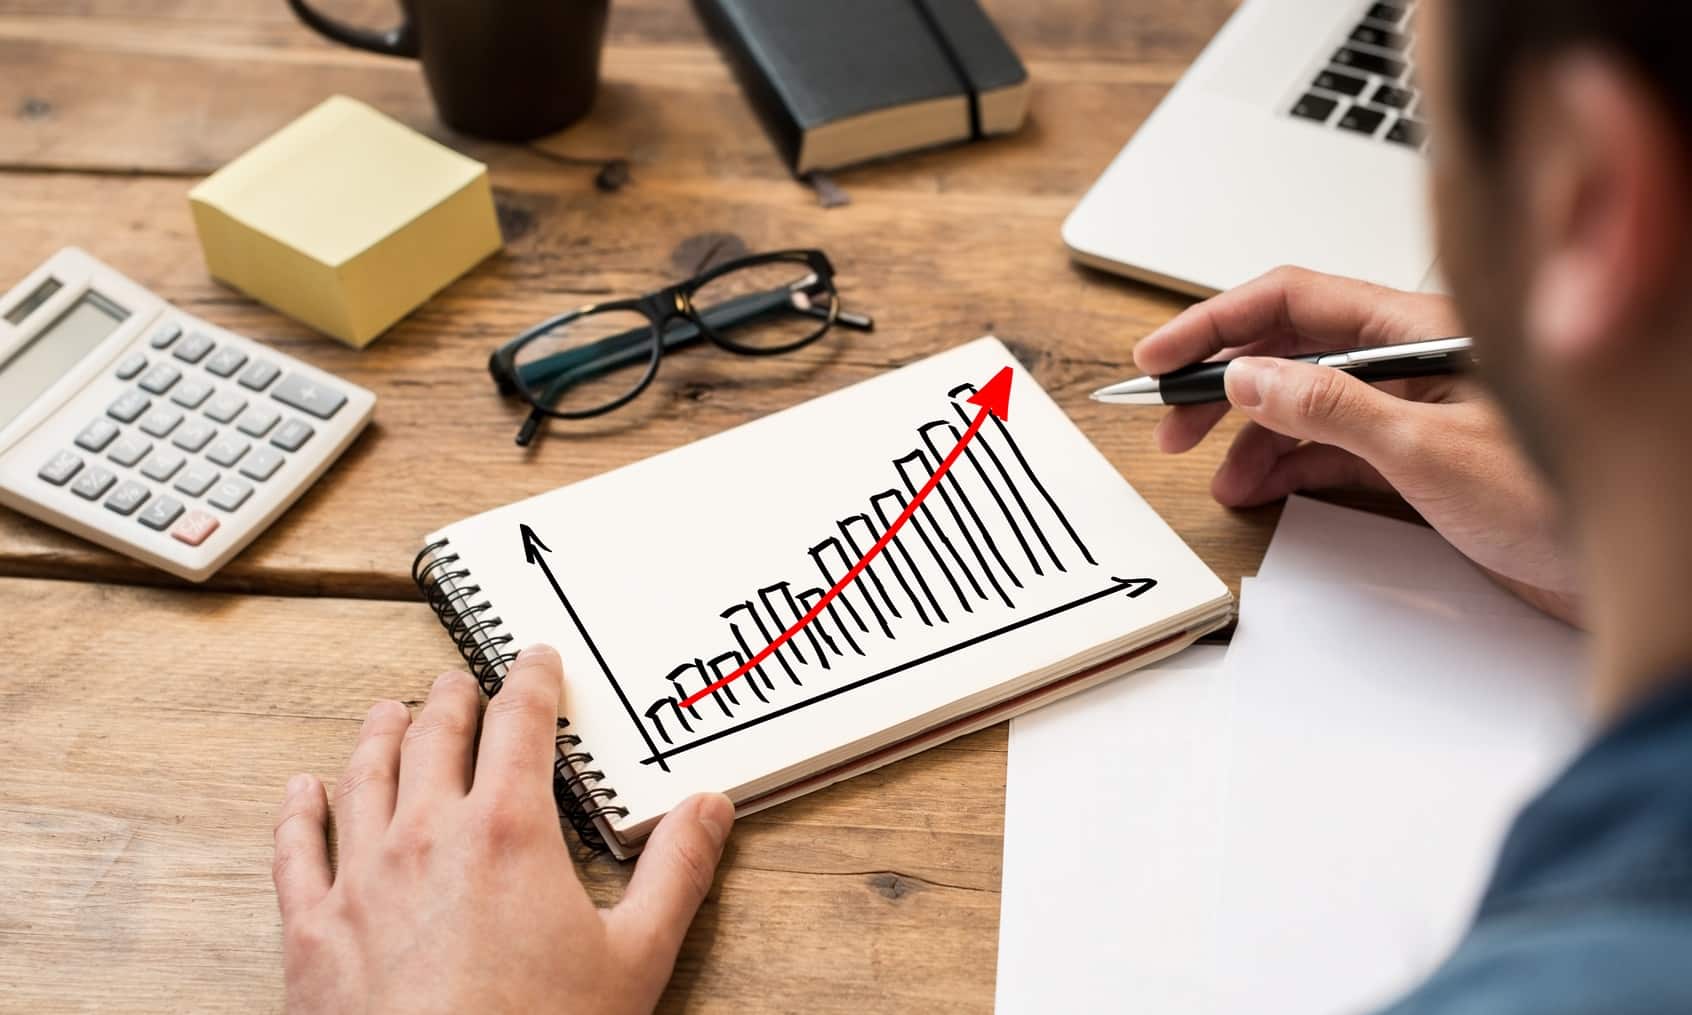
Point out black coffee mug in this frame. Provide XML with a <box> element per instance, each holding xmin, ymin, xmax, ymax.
<box><xmin>286</xmin><ymin>0</ymin><xmax>609</xmax><ymax>141</ymax></box>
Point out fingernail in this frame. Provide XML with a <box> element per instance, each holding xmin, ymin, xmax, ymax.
<box><xmin>695</xmin><ymin>793</ymin><xmax>735</xmax><ymax>849</ymax></box>
<box><xmin>286</xmin><ymin>773</ymin><xmax>312</xmax><ymax>797</ymax></box>
<box><xmin>1226</xmin><ymin>358</ymin><xmax>1271</xmax><ymax>409</ymax></box>
<box><xmin>516</xmin><ymin>643</ymin><xmax>557</xmax><ymax>664</ymax></box>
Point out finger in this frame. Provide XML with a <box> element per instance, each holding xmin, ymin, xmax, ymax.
<box><xmin>332</xmin><ymin>700</ymin><xmax>410</xmax><ymax>862</ymax></box>
<box><xmin>397</xmin><ymin>670</ymin><xmax>481</xmax><ymax>808</ymax></box>
<box><xmin>1212</xmin><ymin>428</ymin><xmax>1389</xmax><ymax>508</ymax></box>
<box><xmin>1209</xmin><ymin>421</ymin><xmax>1299</xmax><ymax>505</ymax></box>
<box><xmin>474</xmin><ymin>644</ymin><xmax>564</xmax><ymax>805</ymax></box>
<box><xmin>1222</xmin><ymin>357</ymin><xmax>1433</xmax><ymax>466</ymax></box>
<box><xmin>1132</xmin><ymin>266</ymin><xmax>1460</xmax><ymax>375</ymax></box>
<box><xmin>1153</xmin><ymin>402</ymin><xmax>1232</xmax><ymax>454</ymax></box>
<box><xmin>273</xmin><ymin>773</ymin><xmax>332</xmax><ymax>922</ymax></box>
<box><xmin>606</xmin><ymin>793</ymin><xmax>734</xmax><ymax>976</ymax></box>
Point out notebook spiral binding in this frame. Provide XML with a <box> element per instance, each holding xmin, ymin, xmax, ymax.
<box><xmin>412</xmin><ymin>538</ymin><xmax>628</xmax><ymax>853</ymax></box>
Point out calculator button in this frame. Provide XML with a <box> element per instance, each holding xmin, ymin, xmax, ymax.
<box><xmin>172</xmin><ymin>331</ymin><xmax>215</xmax><ymax>364</ymax></box>
<box><xmin>205</xmin><ymin>436</ymin><xmax>250</xmax><ymax>468</ymax></box>
<box><xmin>107</xmin><ymin>435</ymin><xmax>152</xmax><ymax>468</ymax></box>
<box><xmin>138</xmin><ymin>407</ymin><xmax>184</xmax><ymax>438</ymax></box>
<box><xmin>238</xmin><ymin>359</ymin><xmax>280</xmax><ymax>391</ymax></box>
<box><xmin>148</xmin><ymin>322</ymin><xmax>182</xmax><ymax>349</ymax></box>
<box><xmin>107</xmin><ymin>390</ymin><xmax>150</xmax><ymax>423</ymax></box>
<box><xmin>238</xmin><ymin>446</ymin><xmax>284</xmax><ymax>481</ymax></box>
<box><xmin>173</xmin><ymin>463</ymin><xmax>219</xmax><ymax>497</ymax></box>
<box><xmin>171</xmin><ymin>509</ymin><xmax>219</xmax><ymax>547</ymax></box>
<box><xmin>208</xmin><ymin>477</ymin><xmax>253</xmax><ymax>512</ymax></box>
<box><xmin>171</xmin><ymin>419</ymin><xmax>216</xmax><ymax>453</ymax></box>
<box><xmin>204</xmin><ymin>346</ymin><xmax>248</xmax><ymax>378</ymax></box>
<box><xmin>114</xmin><ymin>351</ymin><xmax>148</xmax><ymax>380</ymax></box>
<box><xmin>204</xmin><ymin>392</ymin><xmax>247</xmax><ymax>423</ymax></box>
<box><xmin>138</xmin><ymin>363</ymin><xmax>181</xmax><ymax>395</ymax></box>
<box><xmin>140</xmin><ymin>449</ymin><xmax>185</xmax><ymax>482</ymax></box>
<box><xmin>170</xmin><ymin>378</ymin><xmax>213</xmax><ymax>408</ymax></box>
<box><xmin>104</xmin><ymin>479</ymin><xmax>150</xmax><ymax>515</ymax></box>
<box><xmin>139</xmin><ymin>495</ymin><xmax>185</xmax><ymax>531</ymax></box>
<box><xmin>75</xmin><ymin>418</ymin><xmax>119</xmax><ymax>452</ymax></box>
<box><xmin>38</xmin><ymin>451</ymin><xmax>83</xmax><ymax>486</ymax></box>
<box><xmin>72</xmin><ymin>466</ymin><xmax>116</xmax><ymax>500</ymax></box>
<box><xmin>236</xmin><ymin>404</ymin><xmax>279</xmax><ymax>438</ymax></box>
<box><xmin>271</xmin><ymin>418</ymin><xmax>314</xmax><ymax>451</ymax></box>
<box><xmin>271</xmin><ymin>374</ymin><xmax>346</xmax><ymax>420</ymax></box>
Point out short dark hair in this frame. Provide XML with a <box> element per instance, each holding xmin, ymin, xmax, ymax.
<box><xmin>1449</xmin><ymin>5</ymin><xmax>1692</xmax><ymax>152</ymax></box>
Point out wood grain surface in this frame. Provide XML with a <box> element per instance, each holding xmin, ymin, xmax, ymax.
<box><xmin>0</xmin><ymin>0</ymin><xmax>1272</xmax><ymax>598</ymax></box>
<box><xmin>0</xmin><ymin>0</ymin><xmax>1309</xmax><ymax>1011</ymax></box>
<box><xmin>0</xmin><ymin>578</ymin><xmax>1006</xmax><ymax>1013</ymax></box>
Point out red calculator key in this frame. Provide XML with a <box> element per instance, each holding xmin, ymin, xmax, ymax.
<box><xmin>170</xmin><ymin>509</ymin><xmax>220</xmax><ymax>547</ymax></box>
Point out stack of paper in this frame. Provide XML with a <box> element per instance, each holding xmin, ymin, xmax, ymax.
<box><xmin>995</xmin><ymin>497</ymin><xmax>1589</xmax><ymax>1014</ymax></box>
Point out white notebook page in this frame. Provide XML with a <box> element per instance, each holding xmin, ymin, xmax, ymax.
<box><xmin>432</xmin><ymin>338</ymin><xmax>1229</xmax><ymax>839</ymax></box>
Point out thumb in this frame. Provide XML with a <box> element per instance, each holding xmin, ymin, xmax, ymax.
<box><xmin>607</xmin><ymin>793</ymin><xmax>734</xmax><ymax>973</ymax></box>
<box><xmin>1224</xmin><ymin>357</ymin><xmax>1421</xmax><ymax>465</ymax></box>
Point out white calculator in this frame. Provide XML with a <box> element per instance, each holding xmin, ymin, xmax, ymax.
<box><xmin>0</xmin><ymin>247</ymin><xmax>375</xmax><ymax>582</ymax></box>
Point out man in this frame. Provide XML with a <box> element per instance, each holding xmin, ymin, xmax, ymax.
<box><xmin>271</xmin><ymin>0</ymin><xmax>1692</xmax><ymax>1010</ymax></box>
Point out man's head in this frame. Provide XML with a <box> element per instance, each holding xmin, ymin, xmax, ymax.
<box><xmin>1420</xmin><ymin>3</ymin><xmax>1692</xmax><ymax>492</ymax></box>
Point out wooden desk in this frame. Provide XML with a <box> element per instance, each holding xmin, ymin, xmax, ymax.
<box><xmin>0</xmin><ymin>1</ymin><xmax>1270</xmax><ymax>1010</ymax></box>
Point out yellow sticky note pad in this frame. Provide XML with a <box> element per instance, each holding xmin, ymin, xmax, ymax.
<box><xmin>189</xmin><ymin>96</ymin><xmax>502</xmax><ymax>347</ymax></box>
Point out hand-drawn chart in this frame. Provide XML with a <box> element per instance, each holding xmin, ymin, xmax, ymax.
<box><xmin>520</xmin><ymin>373</ymin><xmax>1157</xmax><ymax>772</ymax></box>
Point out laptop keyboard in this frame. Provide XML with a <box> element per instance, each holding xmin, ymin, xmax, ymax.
<box><xmin>1290</xmin><ymin>1</ymin><xmax>1426</xmax><ymax>150</ymax></box>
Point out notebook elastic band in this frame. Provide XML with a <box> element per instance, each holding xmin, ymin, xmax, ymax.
<box><xmin>910</xmin><ymin>0</ymin><xmax>982</xmax><ymax>140</ymax></box>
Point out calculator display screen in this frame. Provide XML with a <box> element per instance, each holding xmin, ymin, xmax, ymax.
<box><xmin>0</xmin><ymin>290</ymin><xmax>130</xmax><ymax>430</ymax></box>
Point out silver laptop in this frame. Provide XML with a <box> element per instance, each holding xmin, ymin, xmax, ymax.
<box><xmin>1063</xmin><ymin>0</ymin><xmax>1441</xmax><ymax>297</ymax></box>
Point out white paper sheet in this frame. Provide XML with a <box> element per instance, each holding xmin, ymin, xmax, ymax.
<box><xmin>997</xmin><ymin>644</ymin><xmax>1232</xmax><ymax>1014</ymax></box>
<box><xmin>995</xmin><ymin>496</ymin><xmax>1592</xmax><ymax>1015</ymax></box>
<box><xmin>1258</xmin><ymin>496</ymin><xmax>1506</xmax><ymax>599</ymax></box>
<box><xmin>1213</xmin><ymin>520</ymin><xmax>1590</xmax><ymax>1013</ymax></box>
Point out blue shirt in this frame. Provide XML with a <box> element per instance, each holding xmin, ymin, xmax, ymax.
<box><xmin>1380</xmin><ymin>676</ymin><xmax>1692</xmax><ymax>1014</ymax></box>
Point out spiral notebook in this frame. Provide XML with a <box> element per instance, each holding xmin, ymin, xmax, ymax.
<box><xmin>413</xmin><ymin>338</ymin><xmax>1232</xmax><ymax>858</ymax></box>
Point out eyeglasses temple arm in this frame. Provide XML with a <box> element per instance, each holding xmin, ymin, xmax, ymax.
<box><xmin>514</xmin><ymin>289</ymin><xmax>802</xmax><ymax>448</ymax></box>
<box><xmin>803</xmin><ymin>305</ymin><xmax>874</xmax><ymax>331</ymax></box>
<box><xmin>511</xmin><ymin>288</ymin><xmax>870</xmax><ymax>447</ymax></box>
<box><xmin>516</xmin><ymin>408</ymin><xmax>546</xmax><ymax>447</ymax></box>
<box><xmin>514</xmin><ymin>287</ymin><xmax>798</xmax><ymax>390</ymax></box>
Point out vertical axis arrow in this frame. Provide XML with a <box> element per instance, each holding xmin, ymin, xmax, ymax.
<box><xmin>521</xmin><ymin>523</ymin><xmax>669</xmax><ymax>772</ymax></box>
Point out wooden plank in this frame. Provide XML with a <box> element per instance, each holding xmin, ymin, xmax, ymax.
<box><xmin>0</xmin><ymin>0</ymin><xmax>1275</xmax><ymax>598</ymax></box>
<box><xmin>0</xmin><ymin>577</ymin><xmax>1007</xmax><ymax>1013</ymax></box>
<box><xmin>0</xmin><ymin>0</ymin><xmax>1237</xmax><ymax>178</ymax></box>
<box><xmin>0</xmin><ymin>14</ymin><xmax>1211</xmax><ymax>184</ymax></box>
<box><xmin>0</xmin><ymin>0</ymin><xmax>1233</xmax><ymax>59</ymax></box>
<box><xmin>0</xmin><ymin>161</ymin><xmax>1280</xmax><ymax>597</ymax></box>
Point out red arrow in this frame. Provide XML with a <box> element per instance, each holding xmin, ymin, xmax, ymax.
<box><xmin>680</xmin><ymin>366</ymin><xmax>1015</xmax><ymax>708</ymax></box>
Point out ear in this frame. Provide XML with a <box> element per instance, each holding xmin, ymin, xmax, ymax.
<box><xmin>1519</xmin><ymin>54</ymin><xmax>1689</xmax><ymax>366</ymax></box>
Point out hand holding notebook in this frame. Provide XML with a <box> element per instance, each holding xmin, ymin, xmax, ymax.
<box><xmin>415</xmin><ymin>338</ymin><xmax>1232</xmax><ymax>857</ymax></box>
<box><xmin>271</xmin><ymin>647</ymin><xmax>735</xmax><ymax>1014</ymax></box>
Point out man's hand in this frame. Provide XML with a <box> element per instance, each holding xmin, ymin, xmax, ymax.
<box><xmin>1135</xmin><ymin>266</ymin><xmax>1579</xmax><ymax>622</ymax></box>
<box><xmin>272</xmin><ymin>645</ymin><xmax>734</xmax><ymax>1015</ymax></box>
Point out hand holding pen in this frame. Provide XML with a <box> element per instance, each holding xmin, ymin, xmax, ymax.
<box><xmin>1100</xmin><ymin>266</ymin><xmax>1580</xmax><ymax>623</ymax></box>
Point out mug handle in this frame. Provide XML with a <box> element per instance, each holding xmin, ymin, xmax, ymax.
<box><xmin>285</xmin><ymin>0</ymin><xmax>420</xmax><ymax>57</ymax></box>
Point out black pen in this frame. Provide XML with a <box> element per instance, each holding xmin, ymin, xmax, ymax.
<box><xmin>1090</xmin><ymin>336</ymin><xmax>1476</xmax><ymax>406</ymax></box>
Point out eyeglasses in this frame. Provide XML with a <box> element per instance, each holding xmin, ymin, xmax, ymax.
<box><xmin>488</xmin><ymin>249</ymin><xmax>874</xmax><ymax>446</ymax></box>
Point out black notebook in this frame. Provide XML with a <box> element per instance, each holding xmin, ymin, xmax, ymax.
<box><xmin>695</xmin><ymin>0</ymin><xmax>1031</xmax><ymax>174</ymax></box>
<box><xmin>414</xmin><ymin>340</ymin><xmax>1232</xmax><ymax>858</ymax></box>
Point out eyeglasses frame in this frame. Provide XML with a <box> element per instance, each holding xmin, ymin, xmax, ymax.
<box><xmin>488</xmin><ymin>249</ymin><xmax>869</xmax><ymax>444</ymax></box>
